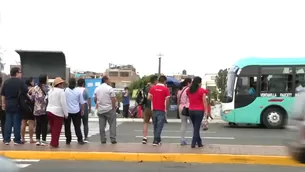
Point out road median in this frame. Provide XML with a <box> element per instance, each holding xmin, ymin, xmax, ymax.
<box><xmin>0</xmin><ymin>143</ymin><xmax>303</xmax><ymax>166</ymax></box>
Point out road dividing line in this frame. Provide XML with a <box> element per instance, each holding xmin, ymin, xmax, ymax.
<box><xmin>13</xmin><ymin>159</ymin><xmax>40</xmax><ymax>162</ymax></box>
<box><xmin>135</xmin><ymin>136</ymin><xmax>235</xmax><ymax>140</ymax></box>
<box><xmin>16</xmin><ymin>164</ymin><xmax>31</xmax><ymax>168</ymax></box>
<box><xmin>133</xmin><ymin>130</ymin><xmax>216</xmax><ymax>133</ymax></box>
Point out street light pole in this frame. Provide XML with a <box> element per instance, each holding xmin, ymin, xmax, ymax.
<box><xmin>157</xmin><ymin>52</ymin><xmax>163</xmax><ymax>75</ymax></box>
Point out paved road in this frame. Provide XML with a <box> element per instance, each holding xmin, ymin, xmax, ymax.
<box><xmin>88</xmin><ymin>122</ymin><xmax>296</xmax><ymax>145</ymax></box>
<box><xmin>18</xmin><ymin>160</ymin><xmax>304</xmax><ymax>171</ymax></box>
<box><xmin>0</xmin><ymin>122</ymin><xmax>121</xmax><ymax>143</ymax></box>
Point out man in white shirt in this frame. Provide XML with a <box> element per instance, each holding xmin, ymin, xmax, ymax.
<box><xmin>94</xmin><ymin>76</ymin><xmax>117</xmax><ymax>144</ymax></box>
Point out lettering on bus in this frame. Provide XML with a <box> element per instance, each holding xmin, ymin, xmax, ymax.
<box><xmin>260</xmin><ymin>93</ymin><xmax>292</xmax><ymax>97</ymax></box>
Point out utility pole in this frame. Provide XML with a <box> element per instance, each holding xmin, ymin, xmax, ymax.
<box><xmin>157</xmin><ymin>52</ymin><xmax>163</xmax><ymax>75</ymax></box>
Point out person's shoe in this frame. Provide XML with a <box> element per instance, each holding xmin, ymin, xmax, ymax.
<box><xmin>4</xmin><ymin>142</ymin><xmax>9</xmax><ymax>145</ymax></box>
<box><xmin>36</xmin><ymin>140</ymin><xmax>41</xmax><ymax>146</ymax></box>
<box><xmin>84</xmin><ymin>138</ymin><xmax>90</xmax><ymax>143</ymax></box>
<box><xmin>111</xmin><ymin>140</ymin><xmax>117</xmax><ymax>144</ymax></box>
<box><xmin>14</xmin><ymin>141</ymin><xmax>22</xmax><ymax>145</ymax></box>
<box><xmin>101</xmin><ymin>141</ymin><xmax>107</xmax><ymax>144</ymax></box>
<box><xmin>41</xmin><ymin>141</ymin><xmax>48</xmax><ymax>146</ymax></box>
<box><xmin>78</xmin><ymin>141</ymin><xmax>86</xmax><ymax>145</ymax></box>
<box><xmin>198</xmin><ymin>144</ymin><xmax>204</xmax><ymax>148</ymax></box>
<box><xmin>66</xmin><ymin>141</ymin><xmax>71</xmax><ymax>145</ymax></box>
<box><xmin>180</xmin><ymin>140</ymin><xmax>187</xmax><ymax>146</ymax></box>
<box><xmin>142</xmin><ymin>137</ymin><xmax>148</xmax><ymax>144</ymax></box>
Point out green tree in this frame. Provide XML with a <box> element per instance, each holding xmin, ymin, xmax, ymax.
<box><xmin>210</xmin><ymin>89</ymin><xmax>219</xmax><ymax>100</ymax></box>
<box><xmin>215</xmin><ymin>68</ymin><xmax>228</xmax><ymax>100</ymax></box>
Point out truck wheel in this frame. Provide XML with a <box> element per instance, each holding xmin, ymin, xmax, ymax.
<box><xmin>262</xmin><ymin>107</ymin><xmax>286</xmax><ymax>129</ymax></box>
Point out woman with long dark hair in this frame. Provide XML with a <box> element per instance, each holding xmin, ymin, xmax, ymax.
<box><xmin>177</xmin><ymin>78</ymin><xmax>192</xmax><ymax>145</ymax></box>
<box><xmin>31</xmin><ymin>74</ymin><xmax>49</xmax><ymax>146</ymax></box>
<box><xmin>187</xmin><ymin>76</ymin><xmax>208</xmax><ymax>148</ymax></box>
<box><xmin>21</xmin><ymin>77</ymin><xmax>35</xmax><ymax>144</ymax></box>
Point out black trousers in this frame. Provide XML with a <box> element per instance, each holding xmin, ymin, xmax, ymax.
<box><xmin>35</xmin><ymin>115</ymin><xmax>48</xmax><ymax>141</ymax></box>
<box><xmin>0</xmin><ymin>110</ymin><xmax>5</xmax><ymax>139</ymax></box>
<box><xmin>64</xmin><ymin>112</ymin><xmax>83</xmax><ymax>143</ymax></box>
<box><xmin>123</xmin><ymin>104</ymin><xmax>130</xmax><ymax>118</ymax></box>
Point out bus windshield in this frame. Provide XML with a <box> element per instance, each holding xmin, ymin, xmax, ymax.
<box><xmin>221</xmin><ymin>72</ymin><xmax>236</xmax><ymax>103</ymax></box>
<box><xmin>221</xmin><ymin>66</ymin><xmax>239</xmax><ymax>103</ymax></box>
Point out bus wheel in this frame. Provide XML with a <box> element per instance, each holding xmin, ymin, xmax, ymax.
<box><xmin>262</xmin><ymin>107</ymin><xmax>286</xmax><ymax>129</ymax></box>
<box><xmin>229</xmin><ymin>122</ymin><xmax>237</xmax><ymax>126</ymax></box>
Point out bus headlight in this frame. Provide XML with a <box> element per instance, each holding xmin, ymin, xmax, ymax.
<box><xmin>223</xmin><ymin>110</ymin><xmax>232</xmax><ymax>115</ymax></box>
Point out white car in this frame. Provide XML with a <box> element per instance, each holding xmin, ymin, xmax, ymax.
<box><xmin>0</xmin><ymin>156</ymin><xmax>19</xmax><ymax>172</ymax></box>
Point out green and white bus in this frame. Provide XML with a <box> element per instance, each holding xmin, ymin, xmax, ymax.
<box><xmin>221</xmin><ymin>57</ymin><xmax>305</xmax><ymax>129</ymax></box>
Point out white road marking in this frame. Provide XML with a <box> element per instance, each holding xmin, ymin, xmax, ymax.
<box><xmin>133</xmin><ymin>130</ymin><xmax>216</xmax><ymax>133</ymax></box>
<box><xmin>17</xmin><ymin>164</ymin><xmax>31</xmax><ymax>168</ymax></box>
<box><xmin>13</xmin><ymin>159</ymin><xmax>40</xmax><ymax>162</ymax></box>
<box><xmin>136</xmin><ymin>136</ymin><xmax>235</xmax><ymax>140</ymax></box>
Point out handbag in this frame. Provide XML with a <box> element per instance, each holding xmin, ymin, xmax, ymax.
<box><xmin>179</xmin><ymin>87</ymin><xmax>189</xmax><ymax>116</ymax></box>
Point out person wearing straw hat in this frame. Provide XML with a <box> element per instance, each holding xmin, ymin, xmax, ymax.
<box><xmin>46</xmin><ymin>77</ymin><xmax>68</xmax><ymax>148</ymax></box>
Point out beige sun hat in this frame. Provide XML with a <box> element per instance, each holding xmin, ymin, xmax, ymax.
<box><xmin>53</xmin><ymin>77</ymin><xmax>64</xmax><ymax>86</ymax></box>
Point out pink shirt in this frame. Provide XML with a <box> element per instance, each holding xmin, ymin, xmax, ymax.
<box><xmin>177</xmin><ymin>86</ymin><xmax>189</xmax><ymax>111</ymax></box>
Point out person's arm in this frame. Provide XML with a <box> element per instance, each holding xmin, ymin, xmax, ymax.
<box><xmin>60</xmin><ymin>90</ymin><xmax>69</xmax><ymax>118</ymax></box>
<box><xmin>165</xmin><ymin>88</ymin><xmax>171</xmax><ymax>111</ymax></box>
<box><xmin>79</xmin><ymin>92</ymin><xmax>85</xmax><ymax>116</ymax></box>
<box><xmin>109</xmin><ymin>88</ymin><xmax>116</xmax><ymax>110</ymax></box>
<box><xmin>202</xmin><ymin>92</ymin><xmax>208</xmax><ymax>117</ymax></box>
<box><xmin>148</xmin><ymin>87</ymin><xmax>153</xmax><ymax>100</ymax></box>
<box><xmin>1</xmin><ymin>82</ymin><xmax>5</xmax><ymax>110</ymax></box>
<box><xmin>21</xmin><ymin>81</ymin><xmax>29</xmax><ymax>94</ymax></box>
<box><xmin>88</xmin><ymin>97</ymin><xmax>92</xmax><ymax>113</ymax></box>
<box><xmin>124</xmin><ymin>90</ymin><xmax>128</xmax><ymax>97</ymax></box>
<box><xmin>93</xmin><ymin>87</ymin><xmax>98</xmax><ymax>104</ymax></box>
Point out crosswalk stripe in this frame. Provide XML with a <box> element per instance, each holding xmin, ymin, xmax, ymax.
<box><xmin>17</xmin><ymin>164</ymin><xmax>31</xmax><ymax>168</ymax></box>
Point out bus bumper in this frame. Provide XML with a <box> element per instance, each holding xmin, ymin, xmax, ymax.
<box><xmin>221</xmin><ymin>110</ymin><xmax>235</xmax><ymax>122</ymax></box>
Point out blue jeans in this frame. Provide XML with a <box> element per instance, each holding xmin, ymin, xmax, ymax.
<box><xmin>189</xmin><ymin>110</ymin><xmax>204</xmax><ymax>146</ymax></box>
<box><xmin>4</xmin><ymin>112</ymin><xmax>22</xmax><ymax>143</ymax></box>
<box><xmin>152</xmin><ymin>110</ymin><xmax>166</xmax><ymax>143</ymax></box>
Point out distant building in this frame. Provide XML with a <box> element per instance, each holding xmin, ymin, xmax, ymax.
<box><xmin>104</xmin><ymin>64</ymin><xmax>139</xmax><ymax>88</ymax></box>
<box><xmin>71</xmin><ymin>71</ymin><xmax>103</xmax><ymax>79</ymax></box>
<box><xmin>203</xmin><ymin>73</ymin><xmax>217</xmax><ymax>91</ymax></box>
<box><xmin>172</xmin><ymin>70</ymin><xmax>195</xmax><ymax>81</ymax></box>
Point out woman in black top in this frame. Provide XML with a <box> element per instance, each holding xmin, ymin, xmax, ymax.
<box><xmin>21</xmin><ymin>77</ymin><xmax>35</xmax><ymax>144</ymax></box>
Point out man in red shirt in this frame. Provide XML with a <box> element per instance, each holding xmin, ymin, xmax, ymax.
<box><xmin>148</xmin><ymin>75</ymin><xmax>170</xmax><ymax>146</ymax></box>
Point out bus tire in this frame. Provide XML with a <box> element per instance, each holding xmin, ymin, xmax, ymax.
<box><xmin>262</xmin><ymin>107</ymin><xmax>286</xmax><ymax>129</ymax></box>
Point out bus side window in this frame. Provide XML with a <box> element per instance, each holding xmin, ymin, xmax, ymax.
<box><xmin>236</xmin><ymin>76</ymin><xmax>256</xmax><ymax>95</ymax></box>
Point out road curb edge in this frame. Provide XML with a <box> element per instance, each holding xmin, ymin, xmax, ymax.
<box><xmin>0</xmin><ymin>151</ymin><xmax>303</xmax><ymax>167</ymax></box>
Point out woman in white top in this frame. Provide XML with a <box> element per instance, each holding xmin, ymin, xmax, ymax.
<box><xmin>46</xmin><ymin>77</ymin><xmax>68</xmax><ymax>148</ymax></box>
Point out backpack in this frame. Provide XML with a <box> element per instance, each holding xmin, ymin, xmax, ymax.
<box><xmin>18</xmin><ymin>85</ymin><xmax>34</xmax><ymax>114</ymax></box>
<box><xmin>142</xmin><ymin>86</ymin><xmax>149</xmax><ymax>106</ymax></box>
<box><xmin>135</xmin><ymin>89</ymin><xmax>144</xmax><ymax>105</ymax></box>
<box><xmin>38</xmin><ymin>85</ymin><xmax>48</xmax><ymax>110</ymax></box>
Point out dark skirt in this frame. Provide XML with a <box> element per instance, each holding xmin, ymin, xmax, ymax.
<box><xmin>22</xmin><ymin>112</ymin><xmax>35</xmax><ymax>120</ymax></box>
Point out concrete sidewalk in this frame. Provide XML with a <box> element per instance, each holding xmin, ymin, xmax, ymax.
<box><xmin>0</xmin><ymin>143</ymin><xmax>303</xmax><ymax>166</ymax></box>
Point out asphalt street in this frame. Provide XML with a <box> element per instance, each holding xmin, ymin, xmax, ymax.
<box><xmin>88</xmin><ymin>122</ymin><xmax>296</xmax><ymax>145</ymax></box>
<box><xmin>1</xmin><ymin>121</ymin><xmax>296</xmax><ymax>146</ymax></box>
<box><xmin>18</xmin><ymin>160</ymin><xmax>305</xmax><ymax>172</ymax></box>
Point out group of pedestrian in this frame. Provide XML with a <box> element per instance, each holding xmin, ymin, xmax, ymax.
<box><xmin>0</xmin><ymin>68</ymin><xmax>210</xmax><ymax>149</ymax></box>
<box><xmin>0</xmin><ymin>67</ymin><xmax>91</xmax><ymax>148</ymax></box>
<box><xmin>141</xmin><ymin>75</ymin><xmax>210</xmax><ymax>148</ymax></box>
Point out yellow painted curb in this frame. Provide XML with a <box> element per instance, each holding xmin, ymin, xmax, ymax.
<box><xmin>0</xmin><ymin>151</ymin><xmax>304</xmax><ymax>167</ymax></box>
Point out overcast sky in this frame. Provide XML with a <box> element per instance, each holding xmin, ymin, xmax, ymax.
<box><xmin>1</xmin><ymin>0</ymin><xmax>305</xmax><ymax>76</ymax></box>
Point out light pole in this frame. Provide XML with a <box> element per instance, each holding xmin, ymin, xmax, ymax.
<box><xmin>157</xmin><ymin>52</ymin><xmax>163</xmax><ymax>75</ymax></box>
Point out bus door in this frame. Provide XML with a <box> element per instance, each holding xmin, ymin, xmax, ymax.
<box><xmin>234</xmin><ymin>75</ymin><xmax>258</xmax><ymax>123</ymax></box>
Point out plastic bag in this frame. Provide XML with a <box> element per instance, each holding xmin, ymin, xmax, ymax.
<box><xmin>202</xmin><ymin>116</ymin><xmax>209</xmax><ymax>131</ymax></box>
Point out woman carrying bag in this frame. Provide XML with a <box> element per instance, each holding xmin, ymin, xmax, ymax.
<box><xmin>177</xmin><ymin>78</ymin><xmax>192</xmax><ymax>146</ymax></box>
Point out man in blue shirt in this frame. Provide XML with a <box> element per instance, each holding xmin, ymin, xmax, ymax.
<box><xmin>122</xmin><ymin>87</ymin><xmax>130</xmax><ymax>118</ymax></box>
<box><xmin>1</xmin><ymin>67</ymin><xmax>28</xmax><ymax>145</ymax></box>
